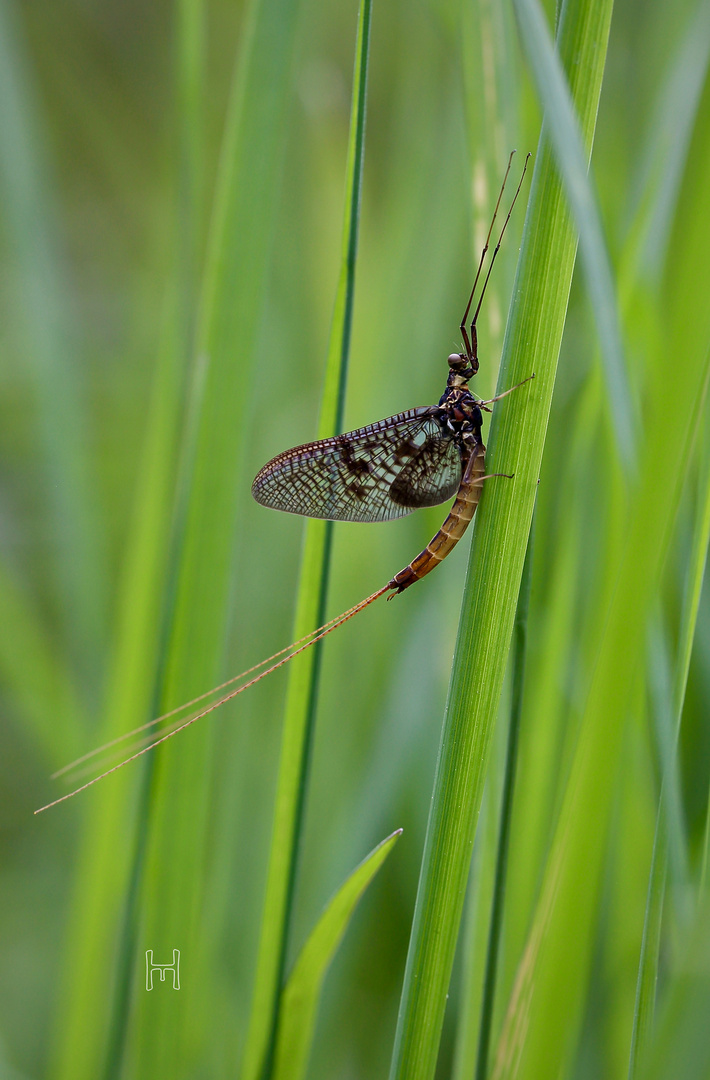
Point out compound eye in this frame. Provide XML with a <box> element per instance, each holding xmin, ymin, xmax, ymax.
<box><xmin>448</xmin><ymin>353</ymin><xmax>465</xmax><ymax>369</ymax></box>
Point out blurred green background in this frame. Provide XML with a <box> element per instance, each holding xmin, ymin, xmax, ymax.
<box><xmin>1</xmin><ymin>0</ymin><xmax>710</xmax><ymax>1077</ymax></box>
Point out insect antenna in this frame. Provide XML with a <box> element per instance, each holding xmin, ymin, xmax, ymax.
<box><xmin>35</xmin><ymin>584</ymin><xmax>390</xmax><ymax>814</ymax></box>
<box><xmin>460</xmin><ymin>150</ymin><xmax>516</xmax><ymax>365</ymax></box>
<box><xmin>469</xmin><ymin>153</ymin><xmax>531</xmax><ymax>337</ymax></box>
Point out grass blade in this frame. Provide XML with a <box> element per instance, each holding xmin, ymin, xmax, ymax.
<box><xmin>50</xmin><ymin>287</ymin><xmax>190</xmax><ymax>1080</ymax></box>
<box><xmin>628</xmin><ymin>0</ymin><xmax>710</xmax><ymax>283</ymax></box>
<box><xmin>124</xmin><ymin>0</ymin><xmax>305</xmax><ymax>1074</ymax></box>
<box><xmin>490</xmin><ymin>69</ymin><xmax>710</xmax><ymax>1071</ymax></box>
<box><xmin>640</xmin><ymin>896</ymin><xmax>710</xmax><ymax>1080</ymax></box>
<box><xmin>491</xmin><ymin>365</ymin><xmax>709</xmax><ymax>1080</ymax></box>
<box><xmin>0</xmin><ymin>0</ymin><xmax>105</xmax><ymax>691</ymax></box>
<box><xmin>388</xmin><ymin>1</ymin><xmax>616</xmax><ymax>1076</ymax></box>
<box><xmin>629</xmin><ymin>386</ymin><xmax>710</xmax><ymax>1077</ymax></box>
<box><xmin>513</xmin><ymin>0</ymin><xmax>637</xmax><ymax>476</ymax></box>
<box><xmin>273</xmin><ymin>829</ymin><xmax>401</xmax><ymax>1080</ymax></box>
<box><xmin>474</xmin><ymin>521</ymin><xmax>534</xmax><ymax>1080</ymax></box>
<box><xmin>0</xmin><ymin>560</ymin><xmax>87</xmax><ymax>763</ymax></box>
<box><xmin>240</xmin><ymin>4</ymin><xmax>373</xmax><ymax>1076</ymax></box>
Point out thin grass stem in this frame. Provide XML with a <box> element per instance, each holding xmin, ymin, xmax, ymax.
<box><xmin>389</xmin><ymin>0</ymin><xmax>615</xmax><ymax>1074</ymax></box>
<box><xmin>240</xmin><ymin>6</ymin><xmax>373</xmax><ymax>1077</ymax></box>
<box><xmin>474</xmin><ymin>516</ymin><xmax>534</xmax><ymax>1080</ymax></box>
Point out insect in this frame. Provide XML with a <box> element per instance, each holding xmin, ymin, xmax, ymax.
<box><xmin>36</xmin><ymin>152</ymin><xmax>532</xmax><ymax>814</ymax></box>
<box><xmin>252</xmin><ymin>151</ymin><xmax>532</xmax><ymax>594</ymax></box>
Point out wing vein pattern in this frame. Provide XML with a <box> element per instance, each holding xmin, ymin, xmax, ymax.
<box><xmin>252</xmin><ymin>407</ymin><xmax>463</xmax><ymax>522</ymax></box>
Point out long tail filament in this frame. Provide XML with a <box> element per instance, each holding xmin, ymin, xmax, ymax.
<box><xmin>35</xmin><ymin>584</ymin><xmax>390</xmax><ymax>814</ymax></box>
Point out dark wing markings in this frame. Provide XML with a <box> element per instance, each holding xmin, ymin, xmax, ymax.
<box><xmin>389</xmin><ymin>437</ymin><xmax>462</xmax><ymax>508</ymax></box>
<box><xmin>251</xmin><ymin>408</ymin><xmax>463</xmax><ymax>523</ymax></box>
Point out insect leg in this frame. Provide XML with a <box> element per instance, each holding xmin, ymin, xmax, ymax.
<box><xmin>478</xmin><ymin>372</ymin><xmax>535</xmax><ymax>407</ymax></box>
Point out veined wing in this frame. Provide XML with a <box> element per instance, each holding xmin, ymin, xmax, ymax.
<box><xmin>252</xmin><ymin>407</ymin><xmax>463</xmax><ymax>523</ymax></box>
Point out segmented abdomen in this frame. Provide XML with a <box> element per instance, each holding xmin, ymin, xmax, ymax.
<box><xmin>387</xmin><ymin>441</ymin><xmax>486</xmax><ymax>593</ymax></box>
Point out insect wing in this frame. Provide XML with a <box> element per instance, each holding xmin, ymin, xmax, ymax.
<box><xmin>252</xmin><ymin>408</ymin><xmax>462</xmax><ymax>522</ymax></box>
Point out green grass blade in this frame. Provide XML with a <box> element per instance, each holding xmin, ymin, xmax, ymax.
<box><xmin>174</xmin><ymin>0</ymin><xmax>205</xmax><ymax>293</ymax></box>
<box><xmin>647</xmin><ymin>621</ymin><xmax>690</xmax><ymax>898</ymax></box>
<box><xmin>702</xmin><ymin>789</ymin><xmax>710</xmax><ymax>897</ymax></box>
<box><xmin>9</xmin><ymin>1</ymin><xmax>710</xmax><ymax>1078</ymax></box>
<box><xmin>388</xmin><ymin>1</ymin><xmax>615</xmax><ymax>1077</ymax></box>
<box><xmin>99</xmin><ymin>2</ymin><xmax>207</xmax><ymax>1068</ymax></box>
<box><xmin>490</xmin><ymin>68</ymin><xmax>710</xmax><ymax>1067</ymax></box>
<box><xmin>474</xmin><ymin>522</ymin><xmax>534</xmax><ymax>1080</ymax></box>
<box><xmin>629</xmin><ymin>387</ymin><xmax>710</xmax><ymax>1077</ymax></box>
<box><xmin>628</xmin><ymin>797</ymin><xmax>669</xmax><ymax>1080</ymax></box>
<box><xmin>240</xmin><ymin>4</ymin><xmax>372</xmax><ymax>1076</ymax></box>
<box><xmin>453</xmin><ymin>771</ymin><xmax>501</xmax><ymax>1080</ymax></box>
<box><xmin>129</xmin><ymin>0</ymin><xmax>304</xmax><ymax>1074</ymax></box>
<box><xmin>628</xmin><ymin>0</ymin><xmax>710</xmax><ymax>283</ymax></box>
<box><xmin>491</xmin><ymin>361</ymin><xmax>709</xmax><ymax>1080</ymax></box>
<box><xmin>0</xmin><ymin>0</ymin><xmax>105</xmax><ymax>690</ymax></box>
<box><xmin>49</xmin><ymin>286</ymin><xmax>190</xmax><ymax>1080</ymax></box>
<box><xmin>49</xmin><ymin>0</ymin><xmax>208</xmax><ymax>1066</ymax></box>
<box><xmin>513</xmin><ymin>0</ymin><xmax>637</xmax><ymax>476</ymax></box>
<box><xmin>273</xmin><ymin>829</ymin><xmax>401</xmax><ymax>1080</ymax></box>
<box><xmin>698</xmin><ymin>427</ymin><xmax>710</xmax><ymax>902</ymax></box>
<box><xmin>640</xmin><ymin>896</ymin><xmax>710</xmax><ymax>1080</ymax></box>
<box><xmin>672</xmin><ymin>419</ymin><xmax>710</xmax><ymax>731</ymax></box>
<box><xmin>0</xmin><ymin>560</ymin><xmax>87</xmax><ymax>763</ymax></box>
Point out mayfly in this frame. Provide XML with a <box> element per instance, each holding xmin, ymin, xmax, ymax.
<box><xmin>36</xmin><ymin>152</ymin><xmax>532</xmax><ymax>814</ymax></box>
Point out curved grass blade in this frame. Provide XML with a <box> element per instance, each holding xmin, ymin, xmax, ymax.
<box><xmin>490</xmin><ymin>73</ymin><xmax>710</xmax><ymax>1074</ymax></box>
<box><xmin>629</xmin><ymin>388</ymin><xmax>710</xmax><ymax>1079</ymax></box>
<box><xmin>640</xmin><ymin>894</ymin><xmax>710</xmax><ymax>1080</ymax></box>
<box><xmin>647</xmin><ymin>620</ymin><xmax>690</xmax><ymax>902</ymax></box>
<box><xmin>513</xmin><ymin>0</ymin><xmax>637</xmax><ymax>477</ymax></box>
<box><xmin>0</xmin><ymin>0</ymin><xmax>105</xmax><ymax>693</ymax></box>
<box><xmin>240</xmin><ymin>3</ymin><xmax>373</xmax><ymax>1078</ymax></box>
<box><xmin>126</xmin><ymin>0</ymin><xmax>306</xmax><ymax>1074</ymax></box>
<box><xmin>273</xmin><ymin>830</ymin><xmax>402</xmax><ymax>1080</ymax></box>
<box><xmin>388</xmin><ymin>0</ymin><xmax>616</xmax><ymax>1076</ymax></box>
<box><xmin>0</xmin><ymin>560</ymin><xmax>88</xmax><ymax>765</ymax></box>
<box><xmin>49</xmin><ymin>286</ymin><xmax>192</xmax><ymax>1080</ymax></box>
<box><xmin>490</xmin><ymin>372</ymin><xmax>710</xmax><ymax>1080</ymax></box>
<box><xmin>627</xmin><ymin>0</ymin><xmax>710</xmax><ymax>284</ymax></box>
<box><xmin>474</xmin><ymin>519</ymin><xmax>534</xmax><ymax>1080</ymax></box>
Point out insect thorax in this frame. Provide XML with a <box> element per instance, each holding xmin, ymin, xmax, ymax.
<box><xmin>437</xmin><ymin>383</ymin><xmax>483</xmax><ymax>443</ymax></box>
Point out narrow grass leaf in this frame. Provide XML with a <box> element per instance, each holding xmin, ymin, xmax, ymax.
<box><xmin>273</xmin><ymin>829</ymin><xmax>401</xmax><ymax>1080</ymax></box>
<box><xmin>647</xmin><ymin>621</ymin><xmax>690</xmax><ymax>897</ymax></box>
<box><xmin>100</xmin><ymin>0</ymin><xmax>208</xmax><ymax>1058</ymax></box>
<box><xmin>628</xmin><ymin>800</ymin><xmax>670</xmax><ymax>1080</ymax></box>
<box><xmin>388</xmin><ymin>1</ymin><xmax>616</xmax><ymax>1077</ymax></box>
<box><xmin>640</xmin><ymin>895</ymin><xmax>710</xmax><ymax>1080</ymax></box>
<box><xmin>49</xmin><ymin>286</ymin><xmax>189</xmax><ymax>1080</ymax></box>
<box><xmin>513</xmin><ymin>0</ymin><xmax>637</xmax><ymax>476</ymax></box>
<box><xmin>492</xmin><ymin>363</ymin><xmax>710</xmax><ymax>1080</ymax></box>
<box><xmin>629</xmin><ymin>0</ymin><xmax>710</xmax><ymax>282</ymax></box>
<box><xmin>0</xmin><ymin>560</ymin><xmax>87</xmax><ymax>764</ymax></box>
<box><xmin>0</xmin><ymin>0</ymin><xmax>105</xmax><ymax>691</ymax></box>
<box><xmin>491</xmin><ymin>80</ymin><xmax>710</xmax><ymax>1071</ymax></box>
<box><xmin>241</xmin><ymin>4</ymin><xmax>372</xmax><ymax>1076</ymax></box>
<box><xmin>129</xmin><ymin>0</ymin><xmax>305</xmax><ymax>1075</ymax></box>
<box><xmin>474</xmin><ymin>522</ymin><xmax>534</xmax><ymax>1080</ymax></box>
<box><xmin>630</xmin><ymin>386</ymin><xmax>710</xmax><ymax>1077</ymax></box>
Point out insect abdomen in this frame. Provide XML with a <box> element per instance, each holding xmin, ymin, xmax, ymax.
<box><xmin>387</xmin><ymin>442</ymin><xmax>486</xmax><ymax>593</ymax></box>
